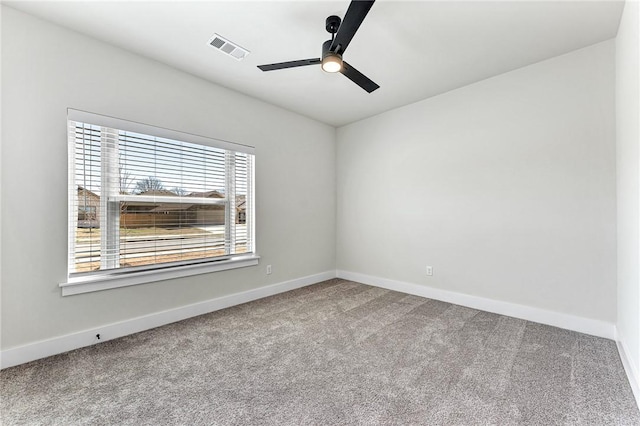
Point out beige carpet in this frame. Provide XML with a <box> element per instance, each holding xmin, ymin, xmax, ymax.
<box><xmin>1</xmin><ymin>279</ymin><xmax>638</xmax><ymax>425</ymax></box>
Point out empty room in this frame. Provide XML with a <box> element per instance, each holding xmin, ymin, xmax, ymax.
<box><xmin>1</xmin><ymin>0</ymin><xmax>639</xmax><ymax>424</ymax></box>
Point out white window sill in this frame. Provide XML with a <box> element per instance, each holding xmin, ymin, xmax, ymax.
<box><xmin>59</xmin><ymin>255</ymin><xmax>260</xmax><ymax>296</ymax></box>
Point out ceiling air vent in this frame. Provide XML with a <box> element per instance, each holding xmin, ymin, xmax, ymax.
<box><xmin>208</xmin><ymin>34</ymin><xmax>249</xmax><ymax>61</ymax></box>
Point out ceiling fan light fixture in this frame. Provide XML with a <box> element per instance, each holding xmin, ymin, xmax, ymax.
<box><xmin>321</xmin><ymin>53</ymin><xmax>343</xmax><ymax>73</ymax></box>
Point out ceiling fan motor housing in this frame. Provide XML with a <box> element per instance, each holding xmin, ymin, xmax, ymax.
<box><xmin>322</xmin><ymin>40</ymin><xmax>338</xmax><ymax>58</ymax></box>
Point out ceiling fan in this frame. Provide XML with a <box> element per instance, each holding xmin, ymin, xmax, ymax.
<box><xmin>257</xmin><ymin>0</ymin><xmax>379</xmax><ymax>93</ymax></box>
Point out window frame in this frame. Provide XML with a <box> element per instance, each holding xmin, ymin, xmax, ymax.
<box><xmin>61</xmin><ymin>109</ymin><xmax>259</xmax><ymax>296</ymax></box>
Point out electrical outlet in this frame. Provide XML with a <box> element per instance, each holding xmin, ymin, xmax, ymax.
<box><xmin>266</xmin><ymin>264</ymin><xmax>272</xmax><ymax>275</ymax></box>
<box><xmin>426</xmin><ymin>266</ymin><xmax>433</xmax><ymax>276</ymax></box>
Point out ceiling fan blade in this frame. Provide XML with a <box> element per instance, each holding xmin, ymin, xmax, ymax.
<box><xmin>257</xmin><ymin>58</ymin><xmax>321</xmax><ymax>71</ymax></box>
<box><xmin>330</xmin><ymin>0</ymin><xmax>375</xmax><ymax>55</ymax></box>
<box><xmin>340</xmin><ymin>61</ymin><xmax>379</xmax><ymax>93</ymax></box>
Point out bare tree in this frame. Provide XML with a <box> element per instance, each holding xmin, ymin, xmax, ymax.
<box><xmin>119</xmin><ymin>166</ymin><xmax>134</xmax><ymax>194</ymax></box>
<box><xmin>134</xmin><ymin>177</ymin><xmax>164</xmax><ymax>194</ymax></box>
<box><xmin>171</xmin><ymin>187</ymin><xmax>188</xmax><ymax>196</ymax></box>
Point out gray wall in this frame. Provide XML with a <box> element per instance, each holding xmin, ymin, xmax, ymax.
<box><xmin>0</xmin><ymin>7</ymin><xmax>336</xmax><ymax>349</ymax></box>
<box><xmin>336</xmin><ymin>41</ymin><xmax>616</xmax><ymax>323</ymax></box>
<box><xmin>616</xmin><ymin>0</ymin><xmax>640</xmax><ymax>385</ymax></box>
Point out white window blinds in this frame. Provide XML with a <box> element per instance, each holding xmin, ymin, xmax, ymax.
<box><xmin>68</xmin><ymin>110</ymin><xmax>255</xmax><ymax>277</ymax></box>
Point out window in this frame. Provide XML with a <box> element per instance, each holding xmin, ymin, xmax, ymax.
<box><xmin>64</xmin><ymin>110</ymin><xmax>256</xmax><ymax>294</ymax></box>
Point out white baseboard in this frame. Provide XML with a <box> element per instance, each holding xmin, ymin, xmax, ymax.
<box><xmin>336</xmin><ymin>270</ymin><xmax>615</xmax><ymax>340</ymax></box>
<box><xmin>2</xmin><ymin>270</ymin><xmax>619</xmax><ymax>369</ymax></box>
<box><xmin>616</xmin><ymin>328</ymin><xmax>640</xmax><ymax>409</ymax></box>
<box><xmin>0</xmin><ymin>270</ymin><xmax>336</xmax><ymax>369</ymax></box>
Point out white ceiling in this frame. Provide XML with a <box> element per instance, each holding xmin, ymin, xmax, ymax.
<box><xmin>5</xmin><ymin>0</ymin><xmax>624</xmax><ymax>127</ymax></box>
